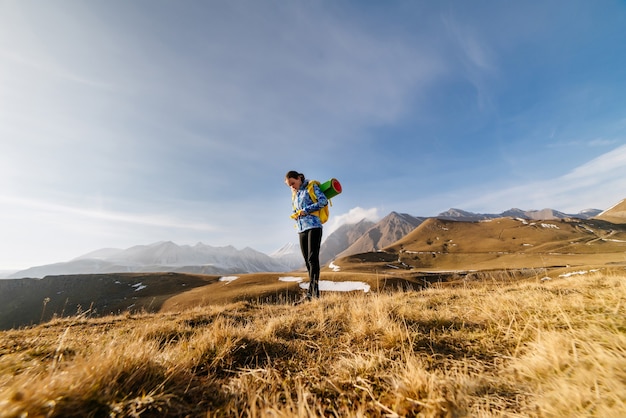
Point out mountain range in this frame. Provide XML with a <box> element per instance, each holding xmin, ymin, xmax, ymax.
<box><xmin>436</xmin><ymin>207</ymin><xmax>601</xmax><ymax>221</ymax></box>
<box><xmin>4</xmin><ymin>205</ymin><xmax>610</xmax><ymax>279</ymax></box>
<box><xmin>8</xmin><ymin>242</ymin><xmax>291</xmax><ymax>279</ymax></box>
<box><xmin>318</xmin><ymin>206</ymin><xmax>601</xmax><ymax>265</ymax></box>
<box><xmin>1</xmin><ymin>200</ymin><xmax>625</xmax><ymax>330</ymax></box>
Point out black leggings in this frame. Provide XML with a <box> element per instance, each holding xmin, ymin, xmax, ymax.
<box><xmin>299</xmin><ymin>227</ymin><xmax>322</xmax><ymax>298</ymax></box>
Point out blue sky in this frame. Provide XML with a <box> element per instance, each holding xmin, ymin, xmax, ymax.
<box><xmin>1</xmin><ymin>1</ymin><xmax>626</xmax><ymax>270</ymax></box>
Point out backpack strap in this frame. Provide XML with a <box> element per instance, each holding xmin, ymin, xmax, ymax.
<box><xmin>307</xmin><ymin>181</ymin><xmax>331</xmax><ymax>223</ymax></box>
<box><xmin>306</xmin><ymin>181</ymin><xmax>321</xmax><ymax>218</ymax></box>
<box><xmin>291</xmin><ymin>181</ymin><xmax>330</xmax><ymax>222</ymax></box>
<box><xmin>308</xmin><ymin>180</ymin><xmax>332</xmax><ymax>207</ymax></box>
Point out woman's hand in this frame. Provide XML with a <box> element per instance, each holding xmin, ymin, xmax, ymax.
<box><xmin>290</xmin><ymin>209</ymin><xmax>307</xmax><ymax>219</ymax></box>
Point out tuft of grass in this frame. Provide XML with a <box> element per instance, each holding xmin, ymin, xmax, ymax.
<box><xmin>0</xmin><ymin>271</ymin><xmax>624</xmax><ymax>417</ymax></box>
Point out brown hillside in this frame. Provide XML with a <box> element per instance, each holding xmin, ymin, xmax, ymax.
<box><xmin>0</xmin><ymin>272</ymin><xmax>217</xmax><ymax>330</ymax></box>
<box><xmin>161</xmin><ymin>273</ymin><xmax>303</xmax><ymax>311</ymax></box>
<box><xmin>319</xmin><ymin>219</ymin><xmax>376</xmax><ymax>263</ymax></box>
<box><xmin>335</xmin><ymin>212</ymin><xmax>424</xmax><ymax>259</ymax></box>
<box><xmin>160</xmin><ymin>270</ymin><xmax>432</xmax><ymax>313</ymax></box>
<box><xmin>594</xmin><ymin>198</ymin><xmax>626</xmax><ymax>224</ymax></box>
<box><xmin>1</xmin><ymin>272</ymin><xmax>624</xmax><ymax>417</ymax></box>
<box><xmin>368</xmin><ymin>217</ymin><xmax>626</xmax><ymax>271</ymax></box>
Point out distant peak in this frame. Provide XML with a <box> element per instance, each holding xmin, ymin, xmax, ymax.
<box><xmin>149</xmin><ymin>240</ymin><xmax>177</xmax><ymax>247</ymax></box>
<box><xmin>270</xmin><ymin>242</ymin><xmax>299</xmax><ymax>257</ymax></box>
<box><xmin>439</xmin><ymin>208</ymin><xmax>475</xmax><ymax>216</ymax></box>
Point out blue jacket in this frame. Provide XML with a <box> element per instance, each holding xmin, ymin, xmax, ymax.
<box><xmin>292</xmin><ymin>180</ymin><xmax>329</xmax><ymax>233</ymax></box>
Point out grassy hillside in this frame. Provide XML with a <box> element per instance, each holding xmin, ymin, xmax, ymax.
<box><xmin>0</xmin><ymin>273</ymin><xmax>219</xmax><ymax>330</ymax></box>
<box><xmin>1</xmin><ymin>269</ymin><xmax>624</xmax><ymax>417</ymax></box>
<box><xmin>380</xmin><ymin>217</ymin><xmax>626</xmax><ymax>270</ymax></box>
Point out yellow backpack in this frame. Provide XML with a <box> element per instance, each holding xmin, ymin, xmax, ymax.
<box><xmin>291</xmin><ymin>180</ymin><xmax>331</xmax><ymax>224</ymax></box>
<box><xmin>307</xmin><ymin>180</ymin><xmax>330</xmax><ymax>224</ymax></box>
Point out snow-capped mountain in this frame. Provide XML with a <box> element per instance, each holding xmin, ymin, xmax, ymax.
<box><xmin>7</xmin><ymin>204</ymin><xmax>607</xmax><ymax>280</ymax></box>
<box><xmin>269</xmin><ymin>242</ymin><xmax>304</xmax><ymax>271</ymax></box>
<box><xmin>269</xmin><ymin>242</ymin><xmax>299</xmax><ymax>258</ymax></box>
<box><xmin>436</xmin><ymin>208</ymin><xmax>488</xmax><ymax>221</ymax></box>
<box><xmin>437</xmin><ymin>207</ymin><xmax>601</xmax><ymax>221</ymax></box>
<box><xmin>10</xmin><ymin>241</ymin><xmax>293</xmax><ymax>279</ymax></box>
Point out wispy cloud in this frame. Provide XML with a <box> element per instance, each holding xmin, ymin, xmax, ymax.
<box><xmin>325</xmin><ymin>207</ymin><xmax>380</xmax><ymax>235</ymax></box>
<box><xmin>0</xmin><ymin>195</ymin><xmax>216</xmax><ymax>231</ymax></box>
<box><xmin>456</xmin><ymin>144</ymin><xmax>626</xmax><ymax>213</ymax></box>
<box><xmin>563</xmin><ymin>144</ymin><xmax>626</xmax><ymax>181</ymax></box>
<box><xmin>587</xmin><ymin>138</ymin><xmax>619</xmax><ymax>147</ymax></box>
<box><xmin>547</xmin><ymin>138</ymin><xmax>620</xmax><ymax>148</ymax></box>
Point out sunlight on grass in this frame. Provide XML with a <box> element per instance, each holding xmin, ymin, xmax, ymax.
<box><xmin>0</xmin><ymin>271</ymin><xmax>624</xmax><ymax>417</ymax></box>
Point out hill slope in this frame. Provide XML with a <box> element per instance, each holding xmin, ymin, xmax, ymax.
<box><xmin>330</xmin><ymin>216</ymin><xmax>626</xmax><ymax>273</ymax></box>
<box><xmin>594</xmin><ymin>198</ymin><xmax>626</xmax><ymax>224</ymax></box>
<box><xmin>0</xmin><ymin>272</ymin><xmax>217</xmax><ymax>330</ymax></box>
<box><xmin>381</xmin><ymin>217</ymin><xmax>626</xmax><ymax>270</ymax></box>
<box><xmin>1</xmin><ymin>271</ymin><xmax>623</xmax><ymax>417</ymax></box>
<box><xmin>319</xmin><ymin>219</ymin><xmax>376</xmax><ymax>264</ymax></box>
<box><xmin>334</xmin><ymin>212</ymin><xmax>425</xmax><ymax>259</ymax></box>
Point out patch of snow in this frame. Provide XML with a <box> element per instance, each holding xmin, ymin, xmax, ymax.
<box><xmin>522</xmin><ymin>243</ymin><xmax>533</xmax><ymax>246</ymax></box>
<box><xmin>541</xmin><ymin>223</ymin><xmax>559</xmax><ymax>229</ymax></box>
<box><xmin>540</xmin><ymin>277</ymin><xmax>552</xmax><ymax>281</ymax></box>
<box><xmin>558</xmin><ymin>269</ymin><xmax>599</xmax><ymax>278</ymax></box>
<box><xmin>114</xmin><ymin>280</ymin><xmax>121</xmax><ymax>284</ymax></box>
<box><xmin>278</xmin><ymin>276</ymin><xmax>303</xmax><ymax>282</ymax></box>
<box><xmin>328</xmin><ymin>262</ymin><xmax>341</xmax><ymax>272</ymax></box>
<box><xmin>132</xmin><ymin>282</ymin><xmax>147</xmax><ymax>291</ymax></box>
<box><xmin>219</xmin><ymin>276</ymin><xmax>239</xmax><ymax>283</ymax></box>
<box><xmin>299</xmin><ymin>280</ymin><xmax>371</xmax><ymax>293</ymax></box>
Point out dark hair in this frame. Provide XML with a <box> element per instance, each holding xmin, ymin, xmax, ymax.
<box><xmin>285</xmin><ymin>171</ymin><xmax>305</xmax><ymax>181</ymax></box>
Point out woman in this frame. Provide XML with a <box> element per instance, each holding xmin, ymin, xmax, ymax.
<box><xmin>285</xmin><ymin>170</ymin><xmax>329</xmax><ymax>302</ymax></box>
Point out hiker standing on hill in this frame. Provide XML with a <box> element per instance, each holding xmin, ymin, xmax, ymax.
<box><xmin>285</xmin><ymin>170</ymin><xmax>328</xmax><ymax>303</ymax></box>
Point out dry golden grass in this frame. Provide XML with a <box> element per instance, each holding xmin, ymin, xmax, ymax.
<box><xmin>382</xmin><ymin>217</ymin><xmax>626</xmax><ymax>271</ymax></box>
<box><xmin>0</xmin><ymin>270</ymin><xmax>624</xmax><ymax>417</ymax></box>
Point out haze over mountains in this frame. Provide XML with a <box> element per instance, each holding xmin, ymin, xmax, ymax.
<box><xmin>3</xmin><ymin>205</ymin><xmax>609</xmax><ymax>279</ymax></box>
<box><xmin>8</xmin><ymin>243</ymin><xmax>295</xmax><ymax>279</ymax></box>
